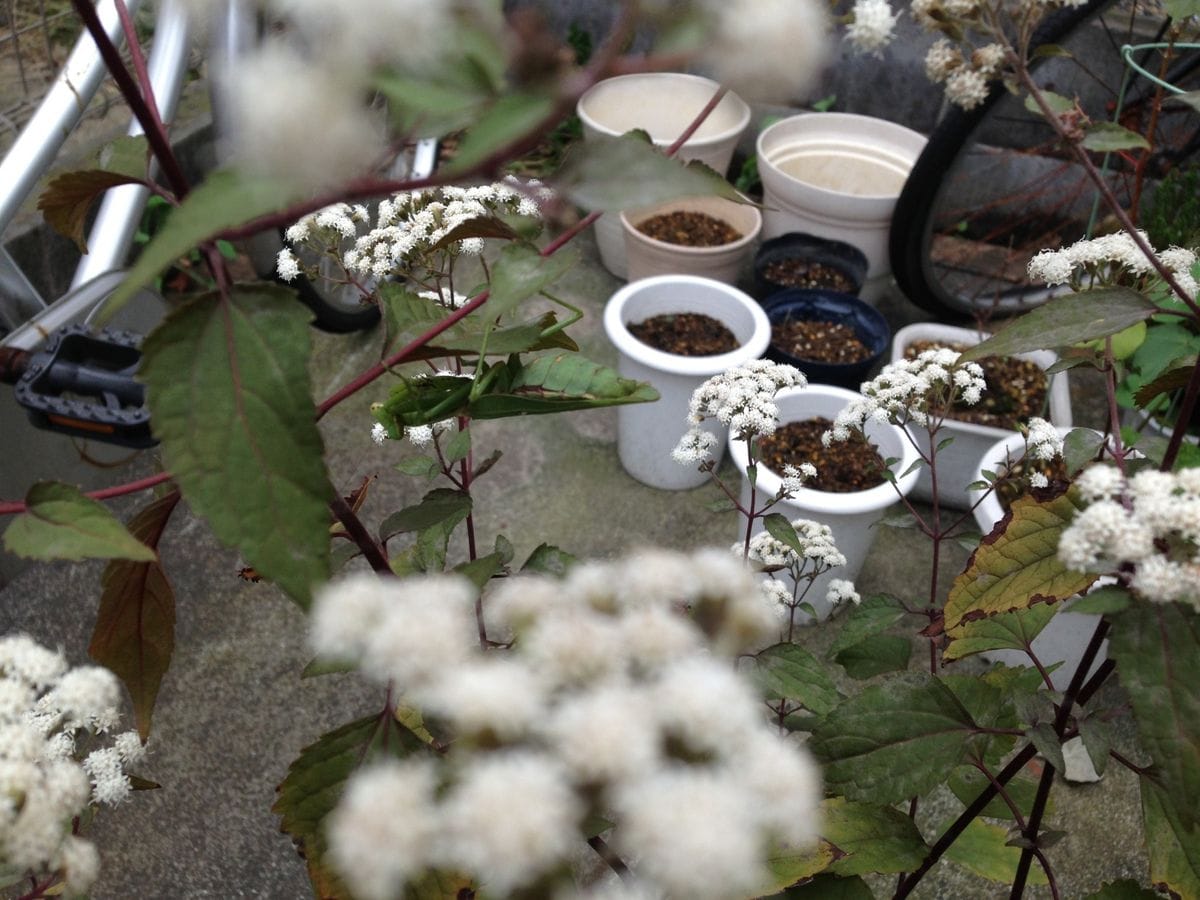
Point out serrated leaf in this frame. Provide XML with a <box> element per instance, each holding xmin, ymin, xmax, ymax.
<box><xmin>467</xmin><ymin>354</ymin><xmax>660</xmax><ymax>418</ymax></box>
<box><xmin>4</xmin><ymin>482</ymin><xmax>156</xmax><ymax>562</ymax></box>
<box><xmin>454</xmin><ymin>551</ymin><xmax>507</xmax><ymax>591</ymax></box>
<box><xmin>943</xmin><ymin>673</ymin><xmax>1022</xmax><ymax>765</ymax></box>
<box><xmin>38</xmin><ymin>169</ymin><xmax>146</xmax><ymax>253</ymax></box>
<box><xmin>1084</xmin><ymin>880</ymin><xmax>1165</xmax><ymax>899</ymax></box>
<box><xmin>487</xmin><ymin>243</ymin><xmax>579</xmax><ymax>323</ymax></box>
<box><xmin>835</xmin><ymin>634</ymin><xmax>912</xmax><ymax>680</ymax></box>
<box><xmin>379</xmin><ymin>489</ymin><xmax>472</xmax><ymax>540</ymax></box>
<box><xmin>828</xmin><ymin>595</ymin><xmax>910</xmax><ymax>658</ymax></box>
<box><xmin>822</xmin><ymin>798</ymin><xmax>928</xmax><ymax>877</ymax></box>
<box><xmin>1024</xmin><ymin>90</ymin><xmax>1076</xmax><ymax>117</ymax></box>
<box><xmin>808</xmin><ymin>674</ymin><xmax>978</xmax><ymax>804</ymax></box>
<box><xmin>1141</xmin><ymin>780</ymin><xmax>1200</xmax><ymax>900</ymax></box>
<box><xmin>1070</xmin><ymin>584</ymin><xmax>1131</xmax><ymax>615</ymax></box>
<box><xmin>957</xmin><ymin>289</ymin><xmax>1158</xmax><ymax>362</ymax></box>
<box><xmin>448</xmin><ymin>91</ymin><xmax>558</xmax><ymax>173</ymax></box>
<box><xmin>521</xmin><ymin>543</ymin><xmax>576</xmax><ymax>576</ymax></box>
<box><xmin>396</xmin><ymin>456</ymin><xmax>441</xmax><ymax>478</ymax></box>
<box><xmin>942</xmin><ymin>818</ymin><xmax>1048</xmax><ymax>885</ymax></box>
<box><xmin>943</xmin><ymin>602</ymin><xmax>1058</xmax><ymax>662</ymax></box>
<box><xmin>945</xmin><ymin>489</ymin><xmax>1095</xmax><ymax>636</ymax></box>
<box><xmin>754</xmin><ymin>643</ymin><xmax>842</xmax><ymax>716</ymax></box>
<box><xmin>103</xmin><ymin>169</ymin><xmax>297</xmax><ymax>321</ymax></box>
<box><xmin>139</xmin><ymin>284</ymin><xmax>333</xmax><ymax>607</ymax></box>
<box><xmin>274</xmin><ymin>715</ymin><xmax>433</xmax><ymax>899</ymax></box>
<box><xmin>1110</xmin><ymin>602</ymin><xmax>1200</xmax><ymax>828</ymax></box>
<box><xmin>764</xmin><ymin>840</ymin><xmax>839</xmax><ymax>893</ymax></box>
<box><xmin>948</xmin><ymin>768</ymin><xmax>1047</xmax><ymax>821</ymax></box>
<box><xmin>558</xmin><ymin>131</ymin><xmax>743</xmax><ymax>211</ymax></box>
<box><xmin>1028</xmin><ymin>722</ymin><xmax>1066</xmax><ymax>771</ymax></box>
<box><xmin>1083</xmin><ymin>122</ymin><xmax>1151</xmax><ymax>152</ymax></box>
<box><xmin>88</xmin><ymin>491</ymin><xmax>179</xmax><ymax>740</ymax></box>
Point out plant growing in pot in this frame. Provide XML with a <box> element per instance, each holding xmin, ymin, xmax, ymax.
<box><xmin>761</xmin><ymin>288</ymin><xmax>890</xmax><ymax>390</ymax></box>
<box><xmin>752</xmin><ymin>232</ymin><xmax>868</xmax><ymax>299</ymax></box>
<box><xmin>604</xmin><ymin>274</ymin><xmax>770</xmax><ymax>489</ymax></box>
<box><xmin>890</xmin><ymin>321</ymin><xmax>1072</xmax><ymax>508</ymax></box>
<box><xmin>620</xmin><ymin>193</ymin><xmax>762</xmax><ymax>284</ymax></box>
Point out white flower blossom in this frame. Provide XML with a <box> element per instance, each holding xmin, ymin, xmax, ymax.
<box><xmin>826</xmin><ymin>579</ymin><xmax>861</xmax><ymax>606</ymax></box>
<box><xmin>370</xmin><ymin>422</ymin><xmax>388</xmax><ymax>445</ymax></box>
<box><xmin>846</xmin><ymin>0</ymin><xmax>899</xmax><ymax>54</ymax></box>
<box><xmin>276</xmin><ymin>248</ymin><xmax>301</xmax><ymax>282</ymax></box>
<box><xmin>945</xmin><ymin>67</ymin><xmax>990</xmax><ymax>110</ymax></box>
<box><xmin>1025</xmin><ymin>417</ymin><xmax>1064</xmax><ymax>461</ymax></box>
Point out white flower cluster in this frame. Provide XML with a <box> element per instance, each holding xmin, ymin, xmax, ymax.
<box><xmin>741</xmin><ymin>522</ymin><xmax>856</xmax><ymax>614</ymax></box>
<box><xmin>673</xmin><ymin>361</ymin><xmax>806</xmax><ymax>465</ymax></box>
<box><xmin>0</xmin><ymin>634</ymin><xmax>145</xmax><ymax>897</ymax></box>
<box><xmin>824</xmin><ymin>347</ymin><xmax>986</xmax><ymax>441</ymax></box>
<box><xmin>311</xmin><ymin>550</ymin><xmax>821</xmax><ymax>900</ymax></box>
<box><xmin>1028</xmin><ymin>231</ymin><xmax>1198</xmax><ymax>299</ymax></box>
<box><xmin>846</xmin><ymin>0</ymin><xmax>901</xmax><ymax>55</ymax></box>
<box><xmin>1059</xmin><ymin>465</ymin><xmax>1200</xmax><ymax>608</ymax></box>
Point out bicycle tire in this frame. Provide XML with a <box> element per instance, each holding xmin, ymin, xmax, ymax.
<box><xmin>889</xmin><ymin>0</ymin><xmax>1199</xmax><ymax>321</ymax></box>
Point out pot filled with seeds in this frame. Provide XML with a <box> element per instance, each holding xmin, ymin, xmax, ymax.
<box><xmin>729</xmin><ymin>383</ymin><xmax>920</xmax><ymax>621</ymax></box>
<box><xmin>891</xmin><ymin>322</ymin><xmax>1072</xmax><ymax>508</ymax></box>
<box><xmin>621</xmin><ymin>194</ymin><xmax>762</xmax><ymax>284</ymax></box>
<box><xmin>753</xmin><ymin>232</ymin><xmax>868</xmax><ymax>299</ymax></box>
<box><xmin>604</xmin><ymin>274</ymin><xmax>770</xmax><ymax>489</ymax></box>
<box><xmin>761</xmin><ymin>288</ymin><xmax>889</xmax><ymax>389</ymax></box>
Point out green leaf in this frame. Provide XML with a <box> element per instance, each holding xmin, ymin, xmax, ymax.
<box><xmin>558</xmin><ymin>132</ymin><xmax>743</xmax><ymax>211</ymax></box>
<box><xmin>943</xmin><ymin>602</ymin><xmax>1058</xmax><ymax>662</ymax></box>
<box><xmin>38</xmin><ymin>169</ymin><xmax>146</xmax><ymax>253</ymax></box>
<box><xmin>1110</xmin><ymin>602</ymin><xmax>1200</xmax><ymax>828</ymax></box>
<box><xmin>300</xmin><ymin>657</ymin><xmax>357</xmax><ymax>679</ymax></box>
<box><xmin>139</xmin><ymin>284</ymin><xmax>333</xmax><ymax>607</ymax></box>
<box><xmin>834</xmin><ymin>634</ymin><xmax>912</xmax><ymax>680</ymax></box>
<box><xmin>773</xmin><ymin>874</ymin><xmax>875</xmax><ymax>899</ymax></box>
<box><xmin>379</xmin><ymin>489</ymin><xmax>472</xmax><ymax>540</ymax></box>
<box><xmin>822</xmin><ymin>798</ymin><xmax>928</xmax><ymax>877</ymax></box>
<box><xmin>273</xmin><ymin>715</ymin><xmax>434</xmax><ymax>899</ymax></box>
<box><xmin>945</xmin><ymin>489</ymin><xmax>1096</xmax><ymax>637</ymax></box>
<box><xmin>395</xmin><ymin>456</ymin><xmax>441</xmax><ymax>478</ymax></box>
<box><xmin>375</xmin><ymin>72</ymin><xmax>487</xmax><ymax>135</ymax></box>
<box><xmin>948</xmin><ymin>768</ymin><xmax>1047</xmax><ymax>821</ymax></box>
<box><xmin>88</xmin><ymin>491</ymin><xmax>180</xmax><ymax>740</ymax></box>
<box><xmin>808</xmin><ymin>674</ymin><xmax>978</xmax><ymax>804</ymax></box>
<box><xmin>1134</xmin><ymin>356</ymin><xmax>1199</xmax><ymax>408</ymax></box>
<box><xmin>754</xmin><ymin>643</ymin><xmax>842</xmax><ymax>716</ymax></box>
<box><xmin>1141</xmin><ymin>779</ymin><xmax>1200</xmax><ymax>900</ymax></box>
<box><xmin>467</xmin><ymin>354</ymin><xmax>660</xmax><ymax>419</ymax></box>
<box><xmin>1082</xmin><ymin>122</ymin><xmax>1151</xmax><ymax>152</ymax></box>
<box><xmin>380</xmin><ymin>283</ymin><xmax>446</xmax><ymax>353</ymax></box>
<box><xmin>4</xmin><ymin>482</ymin><xmax>156</xmax><ymax>562</ymax></box>
<box><xmin>487</xmin><ymin>243</ymin><xmax>579</xmax><ymax>323</ymax></box>
<box><xmin>1027</xmin><ymin>722</ymin><xmax>1066</xmax><ymax>772</ymax></box>
<box><xmin>103</xmin><ymin>169</ymin><xmax>297</xmax><ymax>321</ymax></box>
<box><xmin>454</xmin><ymin>551</ymin><xmax>507</xmax><ymax>592</ymax></box>
<box><xmin>1024</xmin><ymin>90</ymin><xmax>1076</xmax><ymax>118</ymax></box>
<box><xmin>448</xmin><ymin>91</ymin><xmax>558</xmax><ymax>173</ymax></box>
<box><xmin>92</xmin><ymin>134</ymin><xmax>151</xmax><ymax>178</ymax></box>
<box><xmin>828</xmin><ymin>595</ymin><xmax>911</xmax><ymax>658</ymax></box>
<box><xmin>521</xmin><ymin>543</ymin><xmax>577</xmax><ymax>576</ymax></box>
<box><xmin>956</xmin><ymin>289</ymin><xmax>1158</xmax><ymax>362</ymax></box>
<box><xmin>1063</xmin><ymin>427</ymin><xmax>1105</xmax><ymax>474</ymax></box>
<box><xmin>942</xmin><ymin>672</ymin><xmax>1022</xmax><ymax>765</ymax></box>
<box><xmin>1083</xmin><ymin>880</ymin><xmax>1166</xmax><ymax>899</ymax></box>
<box><xmin>443</xmin><ymin>427</ymin><xmax>471</xmax><ymax>464</ymax></box>
<box><xmin>764</xmin><ymin>841</ymin><xmax>840</xmax><ymax>894</ymax></box>
<box><xmin>1069</xmin><ymin>584</ymin><xmax>1131</xmax><ymax>615</ymax></box>
<box><xmin>942</xmin><ymin>818</ymin><xmax>1048</xmax><ymax>885</ymax></box>
<box><xmin>1165</xmin><ymin>0</ymin><xmax>1200</xmax><ymax>18</ymax></box>
<box><xmin>764</xmin><ymin>513</ymin><xmax>806</xmax><ymax>558</ymax></box>
<box><xmin>1078</xmin><ymin>716</ymin><xmax>1112</xmax><ymax>775</ymax></box>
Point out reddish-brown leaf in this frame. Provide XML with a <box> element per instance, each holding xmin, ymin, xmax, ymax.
<box><xmin>38</xmin><ymin>169</ymin><xmax>147</xmax><ymax>253</ymax></box>
<box><xmin>89</xmin><ymin>490</ymin><xmax>180</xmax><ymax>740</ymax></box>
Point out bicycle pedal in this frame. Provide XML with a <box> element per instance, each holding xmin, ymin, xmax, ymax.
<box><xmin>11</xmin><ymin>324</ymin><xmax>155</xmax><ymax>449</ymax></box>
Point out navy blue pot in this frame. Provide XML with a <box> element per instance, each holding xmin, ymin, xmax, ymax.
<box><xmin>762</xmin><ymin>289</ymin><xmax>890</xmax><ymax>389</ymax></box>
<box><xmin>753</xmin><ymin>232</ymin><xmax>869</xmax><ymax>300</ymax></box>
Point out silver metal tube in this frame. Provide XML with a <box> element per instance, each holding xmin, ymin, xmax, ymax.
<box><xmin>72</xmin><ymin>0</ymin><xmax>192</xmax><ymax>288</ymax></box>
<box><xmin>0</xmin><ymin>0</ymin><xmax>144</xmax><ymax>241</ymax></box>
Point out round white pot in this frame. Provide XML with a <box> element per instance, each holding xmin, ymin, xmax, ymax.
<box><xmin>621</xmin><ymin>194</ymin><xmax>762</xmax><ymax>285</ymax></box>
<box><xmin>728</xmin><ymin>384</ymin><xmax>921</xmax><ymax>621</ymax></box>
<box><xmin>968</xmin><ymin>428</ymin><xmax>1108</xmax><ymax>691</ymax></box>
<box><xmin>892</xmin><ymin>322</ymin><xmax>1072</xmax><ymax>510</ymax></box>
<box><xmin>756</xmin><ymin>113</ymin><xmax>926</xmax><ymax>298</ymax></box>
<box><xmin>604</xmin><ymin>275</ymin><xmax>770</xmax><ymax>490</ymax></box>
<box><xmin>577</xmin><ymin>73</ymin><xmax>751</xmax><ymax>279</ymax></box>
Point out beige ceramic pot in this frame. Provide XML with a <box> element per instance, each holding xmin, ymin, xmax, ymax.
<box><xmin>621</xmin><ymin>195</ymin><xmax>762</xmax><ymax>285</ymax></box>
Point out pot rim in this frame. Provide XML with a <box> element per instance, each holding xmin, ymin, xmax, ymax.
<box><xmin>604</xmin><ymin>275</ymin><xmax>771</xmax><ymax>376</ymax></box>
<box><xmin>577</xmin><ymin>73</ymin><xmax>751</xmax><ymax>149</ymax></box>
<box><xmin>728</xmin><ymin>383</ymin><xmax>921</xmax><ymax>515</ymax></box>
<box><xmin>620</xmin><ymin>197</ymin><xmax>763</xmax><ymax>257</ymax></box>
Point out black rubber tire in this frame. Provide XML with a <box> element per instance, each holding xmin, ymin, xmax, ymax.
<box><xmin>889</xmin><ymin>0</ymin><xmax>1127</xmax><ymax>321</ymax></box>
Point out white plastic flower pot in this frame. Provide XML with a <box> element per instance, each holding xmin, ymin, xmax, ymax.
<box><xmin>604</xmin><ymin>275</ymin><xmax>770</xmax><ymax>490</ymax></box>
<box><xmin>756</xmin><ymin>113</ymin><xmax>926</xmax><ymax>299</ymax></box>
<box><xmin>728</xmin><ymin>384</ymin><xmax>921</xmax><ymax>621</ymax></box>
<box><xmin>892</xmin><ymin>322</ymin><xmax>1072</xmax><ymax>509</ymax></box>
<box><xmin>967</xmin><ymin>428</ymin><xmax>1108</xmax><ymax>691</ymax></box>
<box><xmin>577</xmin><ymin>73</ymin><xmax>751</xmax><ymax>279</ymax></box>
<box><xmin>621</xmin><ymin>194</ymin><xmax>762</xmax><ymax>285</ymax></box>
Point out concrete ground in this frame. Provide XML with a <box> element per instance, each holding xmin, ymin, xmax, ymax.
<box><xmin>0</xmin><ymin>213</ymin><xmax>1150</xmax><ymax>899</ymax></box>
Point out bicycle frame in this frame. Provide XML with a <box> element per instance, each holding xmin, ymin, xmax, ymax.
<box><xmin>0</xmin><ymin>0</ymin><xmax>192</xmax><ymax>352</ymax></box>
